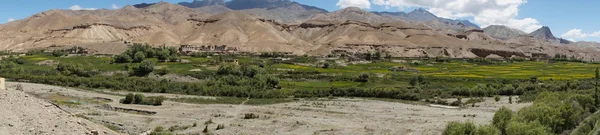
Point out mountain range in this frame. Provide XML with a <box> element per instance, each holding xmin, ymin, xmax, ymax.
<box><xmin>0</xmin><ymin>0</ymin><xmax>598</xmax><ymax>61</ymax></box>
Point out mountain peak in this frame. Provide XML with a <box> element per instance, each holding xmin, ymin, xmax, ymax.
<box><xmin>529</xmin><ymin>26</ymin><xmax>557</xmax><ymax>40</ymax></box>
<box><xmin>483</xmin><ymin>25</ymin><xmax>526</xmax><ymax>40</ymax></box>
<box><xmin>415</xmin><ymin>8</ymin><xmax>428</xmax><ymax>12</ymax></box>
<box><xmin>341</xmin><ymin>7</ymin><xmax>365</xmax><ymax>13</ymax></box>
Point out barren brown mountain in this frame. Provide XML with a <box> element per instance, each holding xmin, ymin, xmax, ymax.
<box><xmin>0</xmin><ymin>2</ymin><xmax>599</xmax><ymax>61</ymax></box>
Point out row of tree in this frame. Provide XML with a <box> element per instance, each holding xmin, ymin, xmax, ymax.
<box><xmin>113</xmin><ymin>43</ymin><xmax>180</xmax><ymax>63</ymax></box>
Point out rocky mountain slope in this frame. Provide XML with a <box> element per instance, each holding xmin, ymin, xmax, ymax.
<box><xmin>373</xmin><ymin>8</ymin><xmax>480</xmax><ymax>33</ymax></box>
<box><xmin>179</xmin><ymin>0</ymin><xmax>328</xmax><ymax>24</ymax></box>
<box><xmin>0</xmin><ymin>2</ymin><xmax>599</xmax><ymax>61</ymax></box>
<box><xmin>529</xmin><ymin>26</ymin><xmax>557</xmax><ymax>40</ymax></box>
<box><xmin>483</xmin><ymin>25</ymin><xmax>527</xmax><ymax>40</ymax></box>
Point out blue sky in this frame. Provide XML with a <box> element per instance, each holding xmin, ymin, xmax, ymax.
<box><xmin>0</xmin><ymin>0</ymin><xmax>598</xmax><ymax>42</ymax></box>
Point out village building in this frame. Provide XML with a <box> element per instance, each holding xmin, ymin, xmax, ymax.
<box><xmin>179</xmin><ymin>45</ymin><xmax>238</xmax><ymax>54</ymax></box>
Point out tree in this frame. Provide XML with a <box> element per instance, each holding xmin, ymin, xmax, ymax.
<box><xmin>530</xmin><ymin>76</ymin><xmax>538</xmax><ymax>84</ymax></box>
<box><xmin>217</xmin><ymin>64</ymin><xmax>241</xmax><ymax>76</ymax></box>
<box><xmin>364</xmin><ymin>53</ymin><xmax>372</xmax><ymax>60</ymax></box>
<box><xmin>374</xmin><ymin>51</ymin><xmax>382</xmax><ymax>60</ymax></box>
<box><xmin>156</xmin><ymin>68</ymin><xmax>169</xmax><ymax>76</ymax></box>
<box><xmin>240</xmin><ymin>65</ymin><xmax>261</xmax><ymax>78</ymax></box>
<box><xmin>51</xmin><ymin>50</ymin><xmax>68</xmax><ymax>57</ymax></box>
<box><xmin>157</xmin><ymin>50</ymin><xmax>170</xmax><ymax>62</ymax></box>
<box><xmin>356</xmin><ymin>73</ymin><xmax>369</xmax><ymax>82</ymax></box>
<box><xmin>492</xmin><ymin>107</ymin><xmax>513</xmax><ymax>134</ymax></box>
<box><xmin>417</xmin><ymin>75</ymin><xmax>425</xmax><ymax>85</ymax></box>
<box><xmin>409</xmin><ymin>77</ymin><xmax>418</xmax><ymax>87</ymax></box>
<box><xmin>506</xmin><ymin>121</ymin><xmax>550</xmax><ymax>135</ymax></box>
<box><xmin>594</xmin><ymin>67</ymin><xmax>600</xmax><ymax>106</ymax></box>
<box><xmin>322</xmin><ymin>63</ymin><xmax>330</xmax><ymax>69</ymax></box>
<box><xmin>472</xmin><ymin>125</ymin><xmax>501</xmax><ymax>135</ymax></box>
<box><xmin>123</xmin><ymin>93</ymin><xmax>134</xmax><ymax>104</ymax></box>
<box><xmin>132</xmin><ymin>60</ymin><xmax>155</xmax><ymax>76</ymax></box>
<box><xmin>133</xmin><ymin>51</ymin><xmax>146</xmax><ymax>62</ymax></box>
<box><xmin>169</xmin><ymin>56</ymin><xmax>180</xmax><ymax>62</ymax></box>
<box><xmin>114</xmin><ymin>53</ymin><xmax>132</xmax><ymax>63</ymax></box>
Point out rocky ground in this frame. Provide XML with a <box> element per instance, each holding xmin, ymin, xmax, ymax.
<box><xmin>0</xmin><ymin>84</ymin><xmax>120</xmax><ymax>135</ymax></box>
<box><xmin>4</xmin><ymin>82</ymin><xmax>531</xmax><ymax>135</ymax></box>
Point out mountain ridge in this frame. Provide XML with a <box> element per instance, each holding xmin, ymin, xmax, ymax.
<box><xmin>0</xmin><ymin>1</ymin><xmax>599</xmax><ymax>61</ymax></box>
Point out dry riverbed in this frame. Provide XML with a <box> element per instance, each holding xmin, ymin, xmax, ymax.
<box><xmin>5</xmin><ymin>82</ymin><xmax>530</xmax><ymax>135</ymax></box>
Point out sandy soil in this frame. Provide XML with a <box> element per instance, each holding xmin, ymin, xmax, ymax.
<box><xmin>6</xmin><ymin>82</ymin><xmax>531</xmax><ymax>135</ymax></box>
<box><xmin>0</xmin><ymin>84</ymin><xmax>120</xmax><ymax>135</ymax></box>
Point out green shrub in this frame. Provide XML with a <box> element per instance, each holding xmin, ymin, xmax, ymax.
<box><xmin>156</xmin><ymin>68</ymin><xmax>169</xmax><ymax>76</ymax></box>
<box><xmin>51</xmin><ymin>50</ymin><xmax>68</xmax><ymax>57</ymax></box>
<box><xmin>123</xmin><ymin>93</ymin><xmax>134</xmax><ymax>104</ymax></box>
<box><xmin>132</xmin><ymin>60</ymin><xmax>155</xmax><ymax>76</ymax></box>
<box><xmin>492</xmin><ymin>107</ymin><xmax>513</xmax><ymax>134</ymax></box>
<box><xmin>114</xmin><ymin>53</ymin><xmax>132</xmax><ymax>63</ymax></box>
<box><xmin>355</xmin><ymin>73</ymin><xmax>369</xmax><ymax>82</ymax></box>
<box><xmin>133</xmin><ymin>94</ymin><xmax>144</xmax><ymax>104</ymax></box>
<box><xmin>133</xmin><ymin>51</ymin><xmax>146</xmax><ymax>62</ymax></box>
<box><xmin>505</xmin><ymin>121</ymin><xmax>550</xmax><ymax>135</ymax></box>
<box><xmin>472</xmin><ymin>125</ymin><xmax>500</xmax><ymax>135</ymax></box>
<box><xmin>443</xmin><ymin>121</ymin><xmax>476</xmax><ymax>135</ymax></box>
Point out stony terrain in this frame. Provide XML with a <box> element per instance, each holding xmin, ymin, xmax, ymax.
<box><xmin>6</xmin><ymin>82</ymin><xmax>530</xmax><ymax>135</ymax></box>
<box><xmin>0</xmin><ymin>85</ymin><xmax>120</xmax><ymax>135</ymax></box>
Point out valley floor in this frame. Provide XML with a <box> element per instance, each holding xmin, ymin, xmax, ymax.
<box><xmin>5</xmin><ymin>82</ymin><xmax>530</xmax><ymax>135</ymax></box>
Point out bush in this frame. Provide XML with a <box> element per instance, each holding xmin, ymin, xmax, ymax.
<box><xmin>114</xmin><ymin>53</ymin><xmax>132</xmax><ymax>63</ymax></box>
<box><xmin>243</xmin><ymin>113</ymin><xmax>259</xmax><ymax>119</ymax></box>
<box><xmin>216</xmin><ymin>124</ymin><xmax>225</xmax><ymax>130</ymax></box>
<box><xmin>322</xmin><ymin>63</ymin><xmax>330</xmax><ymax>69</ymax></box>
<box><xmin>133</xmin><ymin>51</ymin><xmax>146</xmax><ymax>62</ymax></box>
<box><xmin>133</xmin><ymin>94</ymin><xmax>144</xmax><ymax>104</ymax></box>
<box><xmin>506</xmin><ymin>121</ymin><xmax>550</xmax><ymax>135</ymax></box>
<box><xmin>443</xmin><ymin>121</ymin><xmax>476</xmax><ymax>135</ymax></box>
<box><xmin>123</xmin><ymin>93</ymin><xmax>134</xmax><ymax>104</ymax></box>
<box><xmin>132</xmin><ymin>61</ymin><xmax>155</xmax><ymax>76</ymax></box>
<box><xmin>492</xmin><ymin>107</ymin><xmax>513</xmax><ymax>134</ymax></box>
<box><xmin>147</xmin><ymin>96</ymin><xmax>166</xmax><ymax>106</ymax></box>
<box><xmin>472</xmin><ymin>125</ymin><xmax>500</xmax><ymax>135</ymax></box>
<box><xmin>356</xmin><ymin>73</ymin><xmax>369</xmax><ymax>82</ymax></box>
<box><xmin>202</xmin><ymin>125</ymin><xmax>208</xmax><ymax>133</ymax></box>
<box><xmin>51</xmin><ymin>50</ymin><xmax>68</xmax><ymax>57</ymax></box>
<box><xmin>121</xmin><ymin>94</ymin><xmax>165</xmax><ymax>106</ymax></box>
<box><xmin>156</xmin><ymin>68</ymin><xmax>169</xmax><ymax>76</ymax></box>
<box><xmin>157</xmin><ymin>50</ymin><xmax>170</xmax><ymax>62</ymax></box>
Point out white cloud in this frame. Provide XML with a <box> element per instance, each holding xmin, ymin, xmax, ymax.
<box><xmin>337</xmin><ymin>0</ymin><xmax>371</xmax><ymax>9</ymax></box>
<box><xmin>69</xmin><ymin>5</ymin><xmax>97</xmax><ymax>11</ymax></box>
<box><xmin>365</xmin><ymin>0</ymin><xmax>542</xmax><ymax>33</ymax></box>
<box><xmin>561</xmin><ymin>29</ymin><xmax>600</xmax><ymax>41</ymax></box>
<box><xmin>7</xmin><ymin>18</ymin><xmax>14</xmax><ymax>22</ymax></box>
<box><xmin>112</xmin><ymin>4</ymin><xmax>119</xmax><ymax>9</ymax></box>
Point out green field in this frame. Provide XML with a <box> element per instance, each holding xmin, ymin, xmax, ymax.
<box><xmin>15</xmin><ymin>55</ymin><xmax>599</xmax><ymax>95</ymax></box>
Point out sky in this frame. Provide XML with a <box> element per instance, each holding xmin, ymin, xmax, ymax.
<box><xmin>0</xmin><ymin>0</ymin><xmax>598</xmax><ymax>42</ymax></box>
